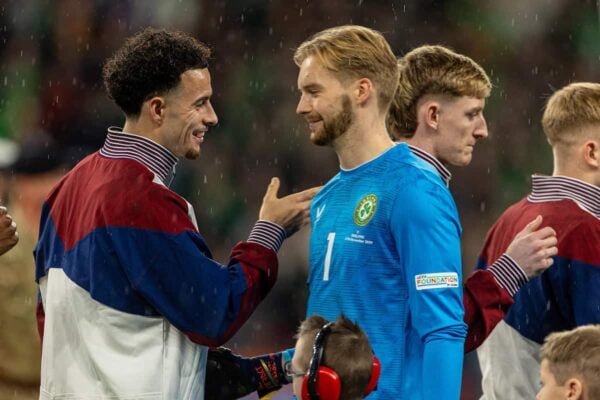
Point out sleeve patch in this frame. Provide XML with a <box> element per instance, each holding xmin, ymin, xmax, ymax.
<box><xmin>415</xmin><ymin>272</ymin><xmax>459</xmax><ymax>290</ymax></box>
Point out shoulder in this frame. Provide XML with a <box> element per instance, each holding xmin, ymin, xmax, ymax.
<box><xmin>560</xmin><ymin>208</ymin><xmax>600</xmax><ymax>265</ymax></box>
<box><xmin>488</xmin><ymin>198</ymin><xmax>529</xmax><ymax>228</ymax></box>
<box><xmin>312</xmin><ymin>172</ymin><xmax>342</xmax><ymax>203</ymax></box>
<box><xmin>66</xmin><ymin>154</ymin><xmax>192</xmax><ymax>232</ymax></box>
<box><xmin>385</xmin><ymin>144</ymin><xmax>450</xmax><ymax>196</ymax></box>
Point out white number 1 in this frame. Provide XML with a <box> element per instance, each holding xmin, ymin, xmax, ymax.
<box><xmin>324</xmin><ymin>232</ymin><xmax>336</xmax><ymax>281</ymax></box>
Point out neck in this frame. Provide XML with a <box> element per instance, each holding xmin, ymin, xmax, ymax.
<box><xmin>122</xmin><ymin>118</ymin><xmax>163</xmax><ymax>146</ymax></box>
<box><xmin>333</xmin><ymin>115</ymin><xmax>394</xmax><ymax>169</ymax></box>
<box><xmin>553</xmin><ymin>152</ymin><xmax>599</xmax><ymax>187</ymax></box>
<box><xmin>398</xmin><ymin>132</ymin><xmax>437</xmax><ymax>158</ymax></box>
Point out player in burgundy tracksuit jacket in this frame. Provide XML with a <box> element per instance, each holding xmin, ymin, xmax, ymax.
<box><xmin>477</xmin><ymin>82</ymin><xmax>600</xmax><ymax>400</ymax></box>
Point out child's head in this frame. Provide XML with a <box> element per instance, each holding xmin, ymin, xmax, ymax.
<box><xmin>537</xmin><ymin>325</ymin><xmax>600</xmax><ymax>400</ymax></box>
<box><xmin>289</xmin><ymin>315</ymin><xmax>378</xmax><ymax>400</ymax></box>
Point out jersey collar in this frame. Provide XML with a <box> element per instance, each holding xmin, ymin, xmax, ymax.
<box><xmin>100</xmin><ymin>127</ymin><xmax>178</xmax><ymax>186</ymax></box>
<box><xmin>407</xmin><ymin>144</ymin><xmax>452</xmax><ymax>187</ymax></box>
<box><xmin>528</xmin><ymin>174</ymin><xmax>600</xmax><ymax>218</ymax></box>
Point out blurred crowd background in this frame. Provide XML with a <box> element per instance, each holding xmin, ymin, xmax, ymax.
<box><xmin>0</xmin><ymin>0</ymin><xmax>598</xmax><ymax>399</ymax></box>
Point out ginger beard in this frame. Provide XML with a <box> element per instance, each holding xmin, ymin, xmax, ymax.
<box><xmin>310</xmin><ymin>95</ymin><xmax>354</xmax><ymax>146</ymax></box>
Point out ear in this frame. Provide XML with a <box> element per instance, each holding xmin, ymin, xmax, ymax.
<box><xmin>419</xmin><ymin>100</ymin><xmax>441</xmax><ymax>131</ymax></box>
<box><xmin>355</xmin><ymin>78</ymin><xmax>374</xmax><ymax>107</ymax></box>
<box><xmin>146</xmin><ymin>96</ymin><xmax>166</xmax><ymax>126</ymax></box>
<box><xmin>565</xmin><ymin>377</ymin><xmax>583</xmax><ymax>399</ymax></box>
<box><xmin>582</xmin><ymin>139</ymin><xmax>599</xmax><ymax>168</ymax></box>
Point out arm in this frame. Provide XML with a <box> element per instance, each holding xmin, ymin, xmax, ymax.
<box><xmin>114</xmin><ymin>208</ymin><xmax>283</xmax><ymax>346</ymax></box>
<box><xmin>114</xmin><ymin>180</ymin><xmax>317</xmax><ymax>346</ymax></box>
<box><xmin>205</xmin><ymin>347</ymin><xmax>293</xmax><ymax>400</ymax></box>
<box><xmin>463</xmin><ymin>268</ymin><xmax>514</xmax><ymax>353</ymax></box>
<box><xmin>392</xmin><ymin>179</ymin><xmax>466</xmax><ymax>400</ymax></box>
<box><xmin>464</xmin><ymin>216</ymin><xmax>557</xmax><ymax>352</ymax></box>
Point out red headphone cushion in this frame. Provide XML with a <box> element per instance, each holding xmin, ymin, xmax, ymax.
<box><xmin>363</xmin><ymin>356</ymin><xmax>381</xmax><ymax>396</ymax></box>
<box><xmin>301</xmin><ymin>366</ymin><xmax>342</xmax><ymax>400</ymax></box>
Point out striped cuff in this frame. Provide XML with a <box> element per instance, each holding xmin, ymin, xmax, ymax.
<box><xmin>488</xmin><ymin>254</ymin><xmax>528</xmax><ymax>297</ymax></box>
<box><xmin>247</xmin><ymin>220</ymin><xmax>286</xmax><ymax>252</ymax></box>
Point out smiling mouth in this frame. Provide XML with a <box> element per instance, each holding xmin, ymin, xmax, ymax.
<box><xmin>191</xmin><ymin>131</ymin><xmax>205</xmax><ymax>144</ymax></box>
<box><xmin>307</xmin><ymin>120</ymin><xmax>322</xmax><ymax>130</ymax></box>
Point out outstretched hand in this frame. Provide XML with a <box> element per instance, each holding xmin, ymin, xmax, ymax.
<box><xmin>505</xmin><ymin>215</ymin><xmax>558</xmax><ymax>278</ymax></box>
<box><xmin>259</xmin><ymin>177</ymin><xmax>321</xmax><ymax>237</ymax></box>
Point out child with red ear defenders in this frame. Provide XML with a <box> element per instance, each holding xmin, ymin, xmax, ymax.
<box><xmin>204</xmin><ymin>315</ymin><xmax>379</xmax><ymax>400</ymax></box>
<box><xmin>291</xmin><ymin>315</ymin><xmax>380</xmax><ymax>400</ymax></box>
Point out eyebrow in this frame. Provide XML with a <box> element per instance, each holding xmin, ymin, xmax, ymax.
<box><xmin>467</xmin><ymin>106</ymin><xmax>484</xmax><ymax>113</ymax></box>
<box><xmin>299</xmin><ymin>83</ymin><xmax>324</xmax><ymax>92</ymax></box>
<box><xmin>192</xmin><ymin>95</ymin><xmax>211</xmax><ymax>106</ymax></box>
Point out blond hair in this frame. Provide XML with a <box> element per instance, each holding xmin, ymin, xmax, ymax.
<box><xmin>388</xmin><ymin>45</ymin><xmax>491</xmax><ymax>138</ymax></box>
<box><xmin>294</xmin><ymin>25</ymin><xmax>399</xmax><ymax>113</ymax></box>
<box><xmin>296</xmin><ymin>315</ymin><xmax>374</xmax><ymax>400</ymax></box>
<box><xmin>541</xmin><ymin>325</ymin><xmax>600</xmax><ymax>398</ymax></box>
<box><xmin>542</xmin><ymin>82</ymin><xmax>600</xmax><ymax>145</ymax></box>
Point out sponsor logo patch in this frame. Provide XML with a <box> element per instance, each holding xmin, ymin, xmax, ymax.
<box><xmin>353</xmin><ymin>194</ymin><xmax>378</xmax><ymax>226</ymax></box>
<box><xmin>415</xmin><ymin>272</ymin><xmax>459</xmax><ymax>290</ymax></box>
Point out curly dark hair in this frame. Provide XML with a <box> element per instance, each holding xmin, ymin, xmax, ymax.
<box><xmin>103</xmin><ymin>28</ymin><xmax>211</xmax><ymax>117</ymax></box>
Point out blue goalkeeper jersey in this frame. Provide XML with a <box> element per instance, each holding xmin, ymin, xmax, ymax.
<box><xmin>306</xmin><ymin>143</ymin><xmax>467</xmax><ymax>399</ymax></box>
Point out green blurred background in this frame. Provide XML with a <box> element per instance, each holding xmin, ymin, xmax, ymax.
<box><xmin>0</xmin><ymin>1</ymin><xmax>598</xmax><ymax>398</ymax></box>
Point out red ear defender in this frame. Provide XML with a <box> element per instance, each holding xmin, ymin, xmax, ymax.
<box><xmin>363</xmin><ymin>356</ymin><xmax>381</xmax><ymax>396</ymax></box>
<box><xmin>300</xmin><ymin>321</ymin><xmax>381</xmax><ymax>400</ymax></box>
<box><xmin>301</xmin><ymin>366</ymin><xmax>341</xmax><ymax>400</ymax></box>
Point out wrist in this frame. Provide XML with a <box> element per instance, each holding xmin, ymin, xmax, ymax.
<box><xmin>488</xmin><ymin>253</ymin><xmax>528</xmax><ymax>297</ymax></box>
<box><xmin>247</xmin><ymin>220</ymin><xmax>286</xmax><ymax>252</ymax></box>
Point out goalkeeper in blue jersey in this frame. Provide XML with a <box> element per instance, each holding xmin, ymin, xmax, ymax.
<box><xmin>293</xmin><ymin>26</ymin><xmax>465</xmax><ymax>399</ymax></box>
<box><xmin>207</xmin><ymin>26</ymin><xmax>465</xmax><ymax>399</ymax></box>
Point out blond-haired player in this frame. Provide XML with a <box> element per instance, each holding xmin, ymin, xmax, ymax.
<box><xmin>389</xmin><ymin>45</ymin><xmax>558</xmax><ymax>352</ymax></box>
<box><xmin>477</xmin><ymin>82</ymin><xmax>600</xmax><ymax>399</ymax></box>
<box><xmin>293</xmin><ymin>25</ymin><xmax>467</xmax><ymax>400</ymax></box>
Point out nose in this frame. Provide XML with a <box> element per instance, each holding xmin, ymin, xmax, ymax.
<box><xmin>296</xmin><ymin>93</ymin><xmax>310</xmax><ymax>115</ymax></box>
<box><xmin>474</xmin><ymin>114</ymin><xmax>488</xmax><ymax>139</ymax></box>
<box><xmin>204</xmin><ymin>101</ymin><xmax>218</xmax><ymax>127</ymax></box>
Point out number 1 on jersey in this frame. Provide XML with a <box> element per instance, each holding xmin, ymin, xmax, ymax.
<box><xmin>324</xmin><ymin>232</ymin><xmax>336</xmax><ymax>281</ymax></box>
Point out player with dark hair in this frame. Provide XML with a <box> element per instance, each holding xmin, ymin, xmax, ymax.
<box><xmin>477</xmin><ymin>82</ymin><xmax>600</xmax><ymax>399</ymax></box>
<box><xmin>34</xmin><ymin>27</ymin><xmax>318</xmax><ymax>399</ymax></box>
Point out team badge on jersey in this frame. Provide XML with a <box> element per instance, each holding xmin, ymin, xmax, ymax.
<box><xmin>354</xmin><ymin>194</ymin><xmax>378</xmax><ymax>226</ymax></box>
